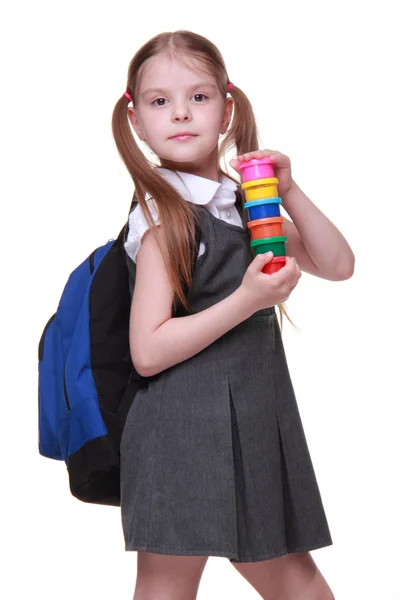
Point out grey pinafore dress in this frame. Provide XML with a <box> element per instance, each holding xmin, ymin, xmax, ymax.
<box><xmin>120</xmin><ymin>197</ymin><xmax>333</xmax><ymax>563</ymax></box>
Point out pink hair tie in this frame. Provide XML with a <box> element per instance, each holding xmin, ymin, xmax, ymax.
<box><xmin>227</xmin><ymin>82</ymin><xmax>234</xmax><ymax>93</ymax></box>
<box><xmin>124</xmin><ymin>91</ymin><xmax>132</xmax><ymax>101</ymax></box>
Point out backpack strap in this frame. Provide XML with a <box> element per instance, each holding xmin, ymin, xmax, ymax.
<box><xmin>234</xmin><ymin>186</ymin><xmax>246</xmax><ymax>222</ymax></box>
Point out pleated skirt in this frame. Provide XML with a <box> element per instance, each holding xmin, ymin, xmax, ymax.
<box><xmin>120</xmin><ymin>307</ymin><xmax>333</xmax><ymax>562</ymax></box>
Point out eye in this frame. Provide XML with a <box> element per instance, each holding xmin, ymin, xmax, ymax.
<box><xmin>152</xmin><ymin>98</ymin><xmax>168</xmax><ymax>106</ymax></box>
<box><xmin>192</xmin><ymin>93</ymin><xmax>207</xmax><ymax>102</ymax></box>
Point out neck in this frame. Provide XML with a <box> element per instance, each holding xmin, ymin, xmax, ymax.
<box><xmin>159</xmin><ymin>154</ymin><xmax>220</xmax><ymax>182</ymax></box>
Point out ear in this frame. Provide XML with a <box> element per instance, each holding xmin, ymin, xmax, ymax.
<box><xmin>127</xmin><ymin>108</ymin><xmax>146</xmax><ymax>142</ymax></box>
<box><xmin>220</xmin><ymin>97</ymin><xmax>234</xmax><ymax>134</ymax></box>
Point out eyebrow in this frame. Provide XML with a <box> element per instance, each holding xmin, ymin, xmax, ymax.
<box><xmin>141</xmin><ymin>82</ymin><xmax>218</xmax><ymax>98</ymax></box>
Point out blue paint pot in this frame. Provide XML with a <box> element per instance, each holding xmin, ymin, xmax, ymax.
<box><xmin>244</xmin><ymin>197</ymin><xmax>282</xmax><ymax>220</ymax></box>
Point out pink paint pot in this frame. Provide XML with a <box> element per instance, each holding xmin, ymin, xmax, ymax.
<box><xmin>238</xmin><ymin>157</ymin><xmax>275</xmax><ymax>182</ymax></box>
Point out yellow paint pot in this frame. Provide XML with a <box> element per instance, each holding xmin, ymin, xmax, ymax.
<box><xmin>241</xmin><ymin>177</ymin><xmax>279</xmax><ymax>201</ymax></box>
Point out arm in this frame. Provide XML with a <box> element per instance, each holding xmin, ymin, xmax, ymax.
<box><xmin>282</xmin><ymin>181</ymin><xmax>355</xmax><ymax>281</ymax></box>
<box><xmin>231</xmin><ymin>150</ymin><xmax>355</xmax><ymax>280</ymax></box>
<box><xmin>129</xmin><ymin>227</ymin><xmax>253</xmax><ymax>377</ymax></box>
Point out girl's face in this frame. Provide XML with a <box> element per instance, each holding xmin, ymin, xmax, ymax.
<box><xmin>128</xmin><ymin>53</ymin><xmax>233</xmax><ymax>180</ymax></box>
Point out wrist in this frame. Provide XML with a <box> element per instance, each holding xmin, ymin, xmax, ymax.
<box><xmin>235</xmin><ymin>284</ymin><xmax>258</xmax><ymax>319</ymax></box>
<box><xmin>282</xmin><ymin>179</ymin><xmax>299</xmax><ymax>207</ymax></box>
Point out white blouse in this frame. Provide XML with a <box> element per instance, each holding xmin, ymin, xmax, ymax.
<box><xmin>124</xmin><ymin>167</ymin><xmax>244</xmax><ymax>263</ymax></box>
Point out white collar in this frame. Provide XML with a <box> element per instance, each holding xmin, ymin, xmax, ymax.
<box><xmin>156</xmin><ymin>167</ymin><xmax>239</xmax><ymax>207</ymax></box>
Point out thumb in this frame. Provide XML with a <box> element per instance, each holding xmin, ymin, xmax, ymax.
<box><xmin>229</xmin><ymin>158</ymin><xmax>240</xmax><ymax>173</ymax></box>
<box><xmin>254</xmin><ymin>251</ymin><xmax>274</xmax><ymax>269</ymax></box>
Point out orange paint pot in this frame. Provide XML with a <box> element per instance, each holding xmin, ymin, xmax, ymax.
<box><xmin>262</xmin><ymin>256</ymin><xmax>287</xmax><ymax>275</ymax></box>
<box><xmin>247</xmin><ymin>216</ymin><xmax>284</xmax><ymax>240</ymax></box>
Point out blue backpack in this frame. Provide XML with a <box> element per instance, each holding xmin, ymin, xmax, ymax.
<box><xmin>38</xmin><ymin>205</ymin><xmax>202</xmax><ymax>507</ymax></box>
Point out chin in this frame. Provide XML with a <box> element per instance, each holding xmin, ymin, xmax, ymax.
<box><xmin>160</xmin><ymin>152</ymin><xmax>204</xmax><ymax>165</ymax></box>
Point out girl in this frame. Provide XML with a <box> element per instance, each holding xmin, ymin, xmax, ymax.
<box><xmin>112</xmin><ymin>30</ymin><xmax>354</xmax><ymax>600</ymax></box>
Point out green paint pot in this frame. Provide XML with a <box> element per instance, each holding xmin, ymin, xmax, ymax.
<box><xmin>250</xmin><ymin>236</ymin><xmax>287</xmax><ymax>256</ymax></box>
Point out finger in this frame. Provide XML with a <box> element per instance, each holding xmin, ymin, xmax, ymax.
<box><xmin>276</xmin><ymin>257</ymin><xmax>298</xmax><ymax>284</ymax></box>
<box><xmin>292</xmin><ymin>273</ymin><xmax>300</xmax><ymax>288</ymax></box>
<box><xmin>257</xmin><ymin>252</ymin><xmax>273</xmax><ymax>268</ymax></box>
<box><xmin>270</xmin><ymin>153</ymin><xmax>291</xmax><ymax>167</ymax></box>
<box><xmin>289</xmin><ymin>257</ymin><xmax>301</xmax><ymax>274</ymax></box>
<box><xmin>292</xmin><ymin>258</ymin><xmax>301</xmax><ymax>276</ymax></box>
<box><xmin>239</xmin><ymin>151</ymin><xmax>265</xmax><ymax>162</ymax></box>
<box><xmin>239</xmin><ymin>150</ymin><xmax>276</xmax><ymax>162</ymax></box>
<box><xmin>256</xmin><ymin>150</ymin><xmax>277</xmax><ymax>159</ymax></box>
<box><xmin>290</xmin><ymin>257</ymin><xmax>299</xmax><ymax>272</ymax></box>
<box><xmin>284</xmin><ymin>256</ymin><xmax>297</xmax><ymax>273</ymax></box>
<box><xmin>288</xmin><ymin>258</ymin><xmax>301</xmax><ymax>282</ymax></box>
<box><xmin>230</xmin><ymin>158</ymin><xmax>240</xmax><ymax>171</ymax></box>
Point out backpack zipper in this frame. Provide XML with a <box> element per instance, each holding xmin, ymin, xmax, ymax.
<box><xmin>63</xmin><ymin>367</ymin><xmax>71</xmax><ymax>411</ymax></box>
<box><xmin>61</xmin><ymin>250</ymin><xmax>97</xmax><ymax>410</ymax></box>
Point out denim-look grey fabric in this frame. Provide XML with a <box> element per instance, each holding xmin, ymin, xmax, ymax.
<box><xmin>120</xmin><ymin>196</ymin><xmax>333</xmax><ymax>563</ymax></box>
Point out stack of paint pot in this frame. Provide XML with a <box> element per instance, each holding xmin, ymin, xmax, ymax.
<box><xmin>238</xmin><ymin>157</ymin><xmax>287</xmax><ymax>275</ymax></box>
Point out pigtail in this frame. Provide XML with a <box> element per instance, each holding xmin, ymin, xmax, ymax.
<box><xmin>111</xmin><ymin>91</ymin><xmax>200</xmax><ymax>312</ymax></box>
<box><xmin>218</xmin><ymin>85</ymin><xmax>260</xmax><ymax>160</ymax></box>
<box><xmin>218</xmin><ymin>84</ymin><xmax>295</xmax><ymax>331</ymax></box>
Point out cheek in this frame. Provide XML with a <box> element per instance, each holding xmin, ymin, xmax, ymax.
<box><xmin>142</xmin><ymin>114</ymin><xmax>165</xmax><ymax>142</ymax></box>
<box><xmin>201</xmin><ymin>106</ymin><xmax>224</xmax><ymax>132</ymax></box>
<box><xmin>204</xmin><ymin>117</ymin><xmax>224</xmax><ymax>136</ymax></box>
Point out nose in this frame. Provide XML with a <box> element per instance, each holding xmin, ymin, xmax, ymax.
<box><xmin>171</xmin><ymin>100</ymin><xmax>192</xmax><ymax>123</ymax></box>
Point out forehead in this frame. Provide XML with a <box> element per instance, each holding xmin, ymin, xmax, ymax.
<box><xmin>137</xmin><ymin>53</ymin><xmax>216</xmax><ymax>90</ymax></box>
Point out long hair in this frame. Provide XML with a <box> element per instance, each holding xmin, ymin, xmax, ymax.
<box><xmin>111</xmin><ymin>30</ymin><xmax>296</xmax><ymax>330</ymax></box>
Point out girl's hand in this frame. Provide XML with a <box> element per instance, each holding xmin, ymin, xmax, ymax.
<box><xmin>230</xmin><ymin>149</ymin><xmax>294</xmax><ymax>198</ymax></box>
<box><xmin>240</xmin><ymin>252</ymin><xmax>301</xmax><ymax>313</ymax></box>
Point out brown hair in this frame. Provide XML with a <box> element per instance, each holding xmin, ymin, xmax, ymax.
<box><xmin>111</xmin><ymin>30</ymin><xmax>296</xmax><ymax>330</ymax></box>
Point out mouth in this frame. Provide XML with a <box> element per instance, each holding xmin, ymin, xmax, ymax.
<box><xmin>169</xmin><ymin>132</ymin><xmax>198</xmax><ymax>140</ymax></box>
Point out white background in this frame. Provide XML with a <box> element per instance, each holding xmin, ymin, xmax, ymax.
<box><xmin>1</xmin><ymin>0</ymin><xmax>399</xmax><ymax>598</ymax></box>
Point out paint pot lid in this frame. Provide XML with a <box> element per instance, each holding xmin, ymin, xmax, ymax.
<box><xmin>238</xmin><ymin>157</ymin><xmax>273</xmax><ymax>171</ymax></box>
